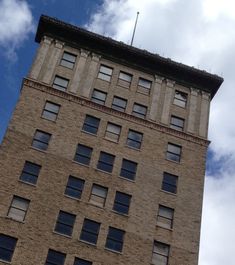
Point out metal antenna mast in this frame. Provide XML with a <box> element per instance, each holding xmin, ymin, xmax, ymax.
<box><xmin>131</xmin><ymin>12</ymin><xmax>139</xmax><ymax>46</ymax></box>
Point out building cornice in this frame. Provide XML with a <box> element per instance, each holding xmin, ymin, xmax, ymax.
<box><xmin>23</xmin><ymin>78</ymin><xmax>210</xmax><ymax>147</ymax></box>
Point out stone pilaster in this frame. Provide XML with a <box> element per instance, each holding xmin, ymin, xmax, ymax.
<box><xmin>199</xmin><ymin>92</ymin><xmax>210</xmax><ymax>138</ymax></box>
<box><xmin>187</xmin><ymin>88</ymin><xmax>199</xmax><ymax>134</ymax></box>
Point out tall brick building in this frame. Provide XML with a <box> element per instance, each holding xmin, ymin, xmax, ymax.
<box><xmin>0</xmin><ymin>15</ymin><xmax>223</xmax><ymax>265</ymax></box>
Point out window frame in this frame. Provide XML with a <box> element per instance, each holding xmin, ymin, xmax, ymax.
<box><xmin>19</xmin><ymin>161</ymin><xmax>41</xmax><ymax>185</ymax></box>
<box><xmin>64</xmin><ymin>175</ymin><xmax>85</xmax><ymax>199</ymax></box>
<box><xmin>42</xmin><ymin>101</ymin><xmax>60</xmax><ymax>122</ymax></box>
<box><xmin>52</xmin><ymin>75</ymin><xmax>69</xmax><ymax>91</ymax></box>
<box><xmin>112</xmin><ymin>96</ymin><xmax>127</xmax><ymax>112</ymax></box>
<box><xmin>118</xmin><ymin>71</ymin><xmax>132</xmax><ymax>88</ymax></box>
<box><xmin>32</xmin><ymin>130</ymin><xmax>51</xmax><ymax>151</ymax></box>
<box><xmin>120</xmin><ymin>159</ymin><xmax>137</xmax><ymax>181</ymax></box>
<box><xmin>74</xmin><ymin>144</ymin><xmax>93</xmax><ymax>166</ymax></box>
<box><xmin>82</xmin><ymin>115</ymin><xmax>100</xmax><ymax>135</ymax></box>
<box><xmin>126</xmin><ymin>129</ymin><xmax>143</xmax><ymax>149</ymax></box>
<box><xmin>73</xmin><ymin>257</ymin><xmax>92</xmax><ymax>265</ymax></box>
<box><xmin>157</xmin><ymin>205</ymin><xmax>174</xmax><ymax>229</ymax></box>
<box><xmin>170</xmin><ymin>116</ymin><xmax>184</xmax><ymax>131</ymax></box>
<box><xmin>91</xmin><ymin>89</ymin><xmax>107</xmax><ymax>105</ymax></box>
<box><xmin>105</xmin><ymin>227</ymin><xmax>125</xmax><ymax>253</ymax></box>
<box><xmin>54</xmin><ymin>210</ymin><xmax>76</xmax><ymax>237</ymax></box>
<box><xmin>105</xmin><ymin>122</ymin><xmax>121</xmax><ymax>142</ymax></box>
<box><xmin>113</xmin><ymin>191</ymin><xmax>131</xmax><ymax>215</ymax></box>
<box><xmin>132</xmin><ymin>103</ymin><xmax>147</xmax><ymax>119</ymax></box>
<box><xmin>89</xmin><ymin>184</ymin><xmax>108</xmax><ymax>207</ymax></box>
<box><xmin>152</xmin><ymin>241</ymin><xmax>170</xmax><ymax>265</ymax></box>
<box><xmin>60</xmin><ymin>51</ymin><xmax>77</xmax><ymax>69</ymax></box>
<box><xmin>97</xmin><ymin>65</ymin><xmax>113</xmax><ymax>82</ymax></box>
<box><xmin>166</xmin><ymin>143</ymin><xmax>182</xmax><ymax>162</ymax></box>
<box><xmin>138</xmin><ymin>77</ymin><xmax>152</xmax><ymax>94</ymax></box>
<box><xmin>97</xmin><ymin>151</ymin><xmax>115</xmax><ymax>173</ymax></box>
<box><xmin>80</xmin><ymin>219</ymin><xmax>100</xmax><ymax>245</ymax></box>
<box><xmin>173</xmin><ymin>90</ymin><xmax>187</xmax><ymax>108</ymax></box>
<box><xmin>8</xmin><ymin>195</ymin><xmax>30</xmax><ymax>222</ymax></box>
<box><xmin>45</xmin><ymin>249</ymin><xmax>66</xmax><ymax>265</ymax></box>
<box><xmin>162</xmin><ymin>172</ymin><xmax>178</xmax><ymax>194</ymax></box>
<box><xmin>0</xmin><ymin>234</ymin><xmax>17</xmax><ymax>263</ymax></box>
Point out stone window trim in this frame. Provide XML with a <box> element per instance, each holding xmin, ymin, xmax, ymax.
<box><xmin>82</xmin><ymin>115</ymin><xmax>100</xmax><ymax>135</ymax></box>
<box><xmin>97</xmin><ymin>64</ymin><xmax>113</xmax><ymax>82</ymax></box>
<box><xmin>64</xmin><ymin>175</ymin><xmax>85</xmax><ymax>200</ymax></box>
<box><xmin>60</xmin><ymin>51</ymin><xmax>77</xmax><ymax>69</ymax></box>
<box><xmin>19</xmin><ymin>161</ymin><xmax>41</xmax><ymax>185</ymax></box>
<box><xmin>152</xmin><ymin>241</ymin><xmax>170</xmax><ymax>265</ymax></box>
<box><xmin>7</xmin><ymin>195</ymin><xmax>30</xmax><ymax>222</ymax></box>
<box><xmin>157</xmin><ymin>205</ymin><xmax>174</xmax><ymax>230</ymax></box>
<box><xmin>52</xmin><ymin>75</ymin><xmax>69</xmax><ymax>92</ymax></box>
<box><xmin>166</xmin><ymin>143</ymin><xmax>182</xmax><ymax>163</ymax></box>
<box><xmin>45</xmin><ymin>249</ymin><xmax>66</xmax><ymax>265</ymax></box>
<box><xmin>105</xmin><ymin>226</ymin><xmax>125</xmax><ymax>253</ymax></box>
<box><xmin>104</xmin><ymin>122</ymin><xmax>121</xmax><ymax>142</ymax></box>
<box><xmin>42</xmin><ymin>101</ymin><xmax>60</xmax><ymax>122</ymax></box>
<box><xmin>32</xmin><ymin>130</ymin><xmax>51</xmax><ymax>151</ymax></box>
<box><xmin>0</xmin><ymin>234</ymin><xmax>18</xmax><ymax>263</ymax></box>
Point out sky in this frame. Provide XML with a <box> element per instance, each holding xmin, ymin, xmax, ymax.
<box><xmin>0</xmin><ymin>0</ymin><xmax>234</xmax><ymax>264</ymax></box>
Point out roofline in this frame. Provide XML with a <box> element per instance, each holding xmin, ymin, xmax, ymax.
<box><xmin>35</xmin><ymin>15</ymin><xmax>223</xmax><ymax>98</ymax></box>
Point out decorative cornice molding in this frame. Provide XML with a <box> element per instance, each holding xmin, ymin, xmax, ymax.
<box><xmin>23</xmin><ymin>78</ymin><xmax>210</xmax><ymax>147</ymax></box>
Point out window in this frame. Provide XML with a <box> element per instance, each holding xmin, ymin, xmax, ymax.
<box><xmin>127</xmin><ymin>129</ymin><xmax>143</xmax><ymax>149</ymax></box>
<box><xmin>8</xmin><ymin>196</ymin><xmax>30</xmax><ymax>222</ymax></box>
<box><xmin>97</xmin><ymin>152</ymin><xmax>115</xmax><ymax>173</ymax></box>
<box><xmin>60</xmin><ymin>51</ymin><xmax>76</xmax><ymax>69</ymax></box>
<box><xmin>53</xmin><ymin>76</ymin><xmax>69</xmax><ymax>91</ymax></box>
<box><xmin>118</xmin><ymin>71</ymin><xmax>132</xmax><ymax>88</ymax></box>
<box><xmin>80</xmin><ymin>219</ymin><xmax>100</xmax><ymax>245</ymax></box>
<box><xmin>173</xmin><ymin>90</ymin><xmax>187</xmax><ymax>108</ymax></box>
<box><xmin>132</xmin><ymin>103</ymin><xmax>147</xmax><ymax>119</ymax></box>
<box><xmin>98</xmin><ymin>65</ymin><xmax>113</xmax><ymax>82</ymax></box>
<box><xmin>45</xmin><ymin>249</ymin><xmax>66</xmax><ymax>265</ymax></box>
<box><xmin>105</xmin><ymin>227</ymin><xmax>125</xmax><ymax>253</ymax></box>
<box><xmin>152</xmin><ymin>241</ymin><xmax>170</xmax><ymax>265</ymax></box>
<box><xmin>65</xmin><ymin>176</ymin><xmax>84</xmax><ymax>199</ymax></box>
<box><xmin>55</xmin><ymin>211</ymin><xmax>76</xmax><ymax>236</ymax></box>
<box><xmin>42</xmin><ymin>101</ymin><xmax>60</xmax><ymax>121</ymax></box>
<box><xmin>170</xmin><ymin>116</ymin><xmax>184</xmax><ymax>131</ymax></box>
<box><xmin>74</xmin><ymin>258</ymin><xmax>92</xmax><ymax>265</ymax></box>
<box><xmin>105</xmin><ymin>122</ymin><xmax>121</xmax><ymax>142</ymax></box>
<box><xmin>162</xmin><ymin>172</ymin><xmax>178</xmax><ymax>194</ymax></box>
<box><xmin>91</xmin><ymin>89</ymin><xmax>107</xmax><ymax>105</ymax></box>
<box><xmin>0</xmin><ymin>234</ymin><xmax>17</xmax><ymax>262</ymax></box>
<box><xmin>138</xmin><ymin>78</ymin><xmax>152</xmax><ymax>94</ymax></box>
<box><xmin>74</xmin><ymin>144</ymin><xmax>93</xmax><ymax>165</ymax></box>
<box><xmin>90</xmin><ymin>184</ymin><xmax>108</xmax><ymax>207</ymax></box>
<box><xmin>32</xmin><ymin>130</ymin><xmax>51</xmax><ymax>151</ymax></box>
<box><xmin>112</xmin><ymin>96</ymin><xmax>127</xmax><ymax>112</ymax></box>
<box><xmin>113</xmin><ymin>192</ymin><xmax>131</xmax><ymax>215</ymax></box>
<box><xmin>82</xmin><ymin>115</ymin><xmax>100</xmax><ymax>135</ymax></box>
<box><xmin>157</xmin><ymin>205</ymin><xmax>174</xmax><ymax>229</ymax></box>
<box><xmin>166</xmin><ymin>143</ymin><xmax>182</xmax><ymax>162</ymax></box>
<box><xmin>120</xmin><ymin>159</ymin><xmax>137</xmax><ymax>181</ymax></box>
<box><xmin>20</xmin><ymin>161</ymin><xmax>41</xmax><ymax>185</ymax></box>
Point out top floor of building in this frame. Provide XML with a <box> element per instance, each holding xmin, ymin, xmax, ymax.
<box><xmin>27</xmin><ymin>15</ymin><xmax>223</xmax><ymax>140</ymax></box>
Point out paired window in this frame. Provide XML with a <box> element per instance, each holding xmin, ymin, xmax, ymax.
<box><xmin>32</xmin><ymin>130</ymin><xmax>51</xmax><ymax>151</ymax></box>
<box><xmin>20</xmin><ymin>161</ymin><xmax>41</xmax><ymax>185</ymax></box>
<box><xmin>166</xmin><ymin>143</ymin><xmax>182</xmax><ymax>162</ymax></box>
<box><xmin>127</xmin><ymin>129</ymin><xmax>143</xmax><ymax>149</ymax></box>
<box><xmin>8</xmin><ymin>196</ymin><xmax>30</xmax><ymax>222</ymax></box>
<box><xmin>97</xmin><ymin>152</ymin><xmax>115</xmax><ymax>173</ymax></box>
<box><xmin>90</xmin><ymin>184</ymin><xmax>108</xmax><ymax>207</ymax></box>
<box><xmin>118</xmin><ymin>71</ymin><xmax>132</xmax><ymax>88</ymax></box>
<box><xmin>74</xmin><ymin>258</ymin><xmax>92</xmax><ymax>265</ymax></box>
<box><xmin>80</xmin><ymin>219</ymin><xmax>100</xmax><ymax>245</ymax></box>
<box><xmin>132</xmin><ymin>103</ymin><xmax>147</xmax><ymax>119</ymax></box>
<box><xmin>112</xmin><ymin>96</ymin><xmax>127</xmax><ymax>112</ymax></box>
<box><xmin>74</xmin><ymin>144</ymin><xmax>93</xmax><ymax>165</ymax></box>
<box><xmin>45</xmin><ymin>249</ymin><xmax>66</xmax><ymax>265</ymax></box>
<box><xmin>55</xmin><ymin>211</ymin><xmax>76</xmax><ymax>236</ymax></box>
<box><xmin>138</xmin><ymin>78</ymin><xmax>152</xmax><ymax>94</ymax></box>
<box><xmin>152</xmin><ymin>241</ymin><xmax>170</xmax><ymax>265</ymax></box>
<box><xmin>65</xmin><ymin>176</ymin><xmax>85</xmax><ymax>199</ymax></box>
<box><xmin>82</xmin><ymin>115</ymin><xmax>100</xmax><ymax>135</ymax></box>
<box><xmin>53</xmin><ymin>76</ymin><xmax>69</xmax><ymax>91</ymax></box>
<box><xmin>170</xmin><ymin>116</ymin><xmax>184</xmax><ymax>131</ymax></box>
<box><xmin>42</xmin><ymin>101</ymin><xmax>60</xmax><ymax>121</ymax></box>
<box><xmin>98</xmin><ymin>65</ymin><xmax>113</xmax><ymax>82</ymax></box>
<box><xmin>173</xmin><ymin>90</ymin><xmax>187</xmax><ymax>108</ymax></box>
<box><xmin>120</xmin><ymin>159</ymin><xmax>137</xmax><ymax>181</ymax></box>
<box><xmin>105</xmin><ymin>227</ymin><xmax>125</xmax><ymax>253</ymax></box>
<box><xmin>162</xmin><ymin>172</ymin><xmax>178</xmax><ymax>194</ymax></box>
<box><xmin>105</xmin><ymin>122</ymin><xmax>121</xmax><ymax>142</ymax></box>
<box><xmin>113</xmin><ymin>191</ymin><xmax>131</xmax><ymax>215</ymax></box>
<box><xmin>0</xmin><ymin>234</ymin><xmax>17</xmax><ymax>262</ymax></box>
<box><xmin>60</xmin><ymin>51</ymin><xmax>76</xmax><ymax>69</ymax></box>
<box><xmin>157</xmin><ymin>205</ymin><xmax>174</xmax><ymax>229</ymax></box>
<box><xmin>91</xmin><ymin>89</ymin><xmax>107</xmax><ymax>105</ymax></box>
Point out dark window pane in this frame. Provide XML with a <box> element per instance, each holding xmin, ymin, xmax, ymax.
<box><xmin>112</xmin><ymin>96</ymin><xmax>127</xmax><ymax>112</ymax></box>
<box><xmin>97</xmin><ymin>152</ymin><xmax>115</xmax><ymax>173</ymax></box>
<box><xmin>91</xmin><ymin>89</ymin><xmax>107</xmax><ymax>105</ymax></box>
<box><xmin>55</xmin><ymin>211</ymin><xmax>76</xmax><ymax>236</ymax></box>
<box><xmin>32</xmin><ymin>130</ymin><xmax>51</xmax><ymax>151</ymax></box>
<box><xmin>166</xmin><ymin>143</ymin><xmax>181</xmax><ymax>162</ymax></box>
<box><xmin>74</xmin><ymin>258</ymin><xmax>92</xmax><ymax>265</ymax></box>
<box><xmin>113</xmin><ymin>192</ymin><xmax>131</xmax><ymax>214</ymax></box>
<box><xmin>65</xmin><ymin>176</ymin><xmax>84</xmax><ymax>199</ymax></box>
<box><xmin>42</xmin><ymin>102</ymin><xmax>60</xmax><ymax>121</ymax></box>
<box><xmin>162</xmin><ymin>173</ymin><xmax>178</xmax><ymax>194</ymax></box>
<box><xmin>82</xmin><ymin>115</ymin><xmax>100</xmax><ymax>135</ymax></box>
<box><xmin>120</xmin><ymin>159</ymin><xmax>137</xmax><ymax>180</ymax></box>
<box><xmin>74</xmin><ymin>144</ymin><xmax>93</xmax><ymax>165</ymax></box>
<box><xmin>20</xmin><ymin>161</ymin><xmax>41</xmax><ymax>184</ymax></box>
<box><xmin>132</xmin><ymin>103</ymin><xmax>147</xmax><ymax>118</ymax></box>
<box><xmin>80</xmin><ymin>219</ymin><xmax>100</xmax><ymax>245</ymax></box>
<box><xmin>45</xmin><ymin>249</ymin><xmax>66</xmax><ymax>265</ymax></box>
<box><xmin>0</xmin><ymin>234</ymin><xmax>17</xmax><ymax>262</ymax></box>
<box><xmin>127</xmin><ymin>130</ymin><xmax>143</xmax><ymax>149</ymax></box>
<box><xmin>105</xmin><ymin>227</ymin><xmax>125</xmax><ymax>252</ymax></box>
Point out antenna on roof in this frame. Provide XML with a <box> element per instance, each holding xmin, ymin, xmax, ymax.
<box><xmin>131</xmin><ymin>12</ymin><xmax>139</xmax><ymax>46</ymax></box>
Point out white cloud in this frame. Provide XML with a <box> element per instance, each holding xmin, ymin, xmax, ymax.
<box><xmin>87</xmin><ymin>1</ymin><xmax>235</xmax><ymax>264</ymax></box>
<box><xmin>0</xmin><ymin>0</ymin><xmax>35</xmax><ymax>61</ymax></box>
